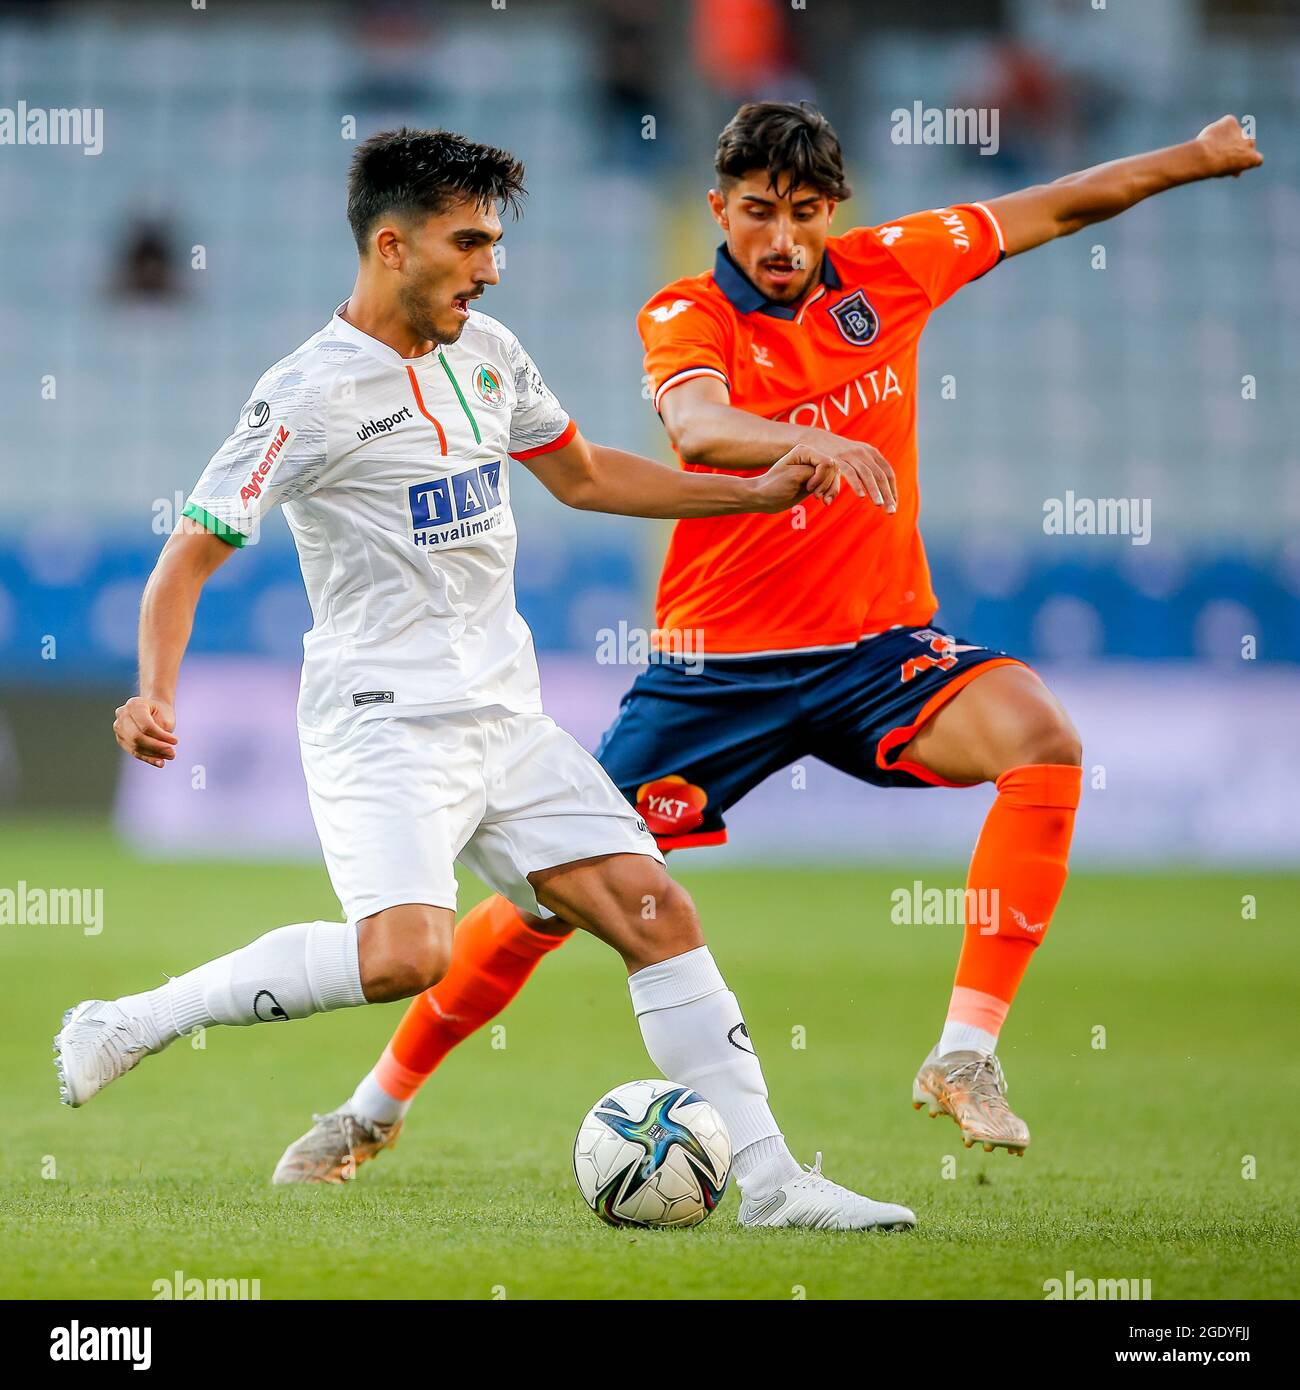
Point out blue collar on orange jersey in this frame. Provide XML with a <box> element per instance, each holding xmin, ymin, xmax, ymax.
<box><xmin>712</xmin><ymin>242</ymin><xmax>842</xmax><ymax>319</ymax></box>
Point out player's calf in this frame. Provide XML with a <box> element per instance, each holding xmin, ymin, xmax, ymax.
<box><xmin>529</xmin><ymin>855</ymin><xmax>703</xmax><ymax>973</ymax></box>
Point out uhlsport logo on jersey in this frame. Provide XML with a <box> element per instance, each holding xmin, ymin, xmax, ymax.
<box><xmin>828</xmin><ymin>289</ymin><xmax>881</xmax><ymax>345</ymax></box>
<box><xmin>471</xmin><ymin>363</ymin><xmax>504</xmax><ymax>406</ymax></box>
<box><xmin>357</xmin><ymin>406</ymin><xmax>414</xmax><ymax>441</ymax></box>
<box><xmin>408</xmin><ymin>461</ymin><xmax>504</xmax><ymax>547</ymax></box>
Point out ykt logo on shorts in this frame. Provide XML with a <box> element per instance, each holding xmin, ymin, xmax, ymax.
<box><xmin>636</xmin><ymin>775</ymin><xmax>707</xmax><ymax>837</ymax></box>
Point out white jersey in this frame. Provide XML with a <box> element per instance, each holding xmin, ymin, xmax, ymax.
<box><xmin>184</xmin><ymin>305</ymin><xmax>575</xmax><ymax>740</ymax></box>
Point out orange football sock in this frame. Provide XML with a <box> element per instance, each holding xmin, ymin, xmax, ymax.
<box><xmin>373</xmin><ymin>895</ymin><xmax>570</xmax><ymax>1101</ymax></box>
<box><xmin>944</xmin><ymin>763</ymin><xmax>1082</xmax><ymax>1046</ymax></box>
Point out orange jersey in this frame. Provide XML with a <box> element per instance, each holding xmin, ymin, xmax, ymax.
<box><xmin>638</xmin><ymin>202</ymin><xmax>1006</xmax><ymax>655</ymax></box>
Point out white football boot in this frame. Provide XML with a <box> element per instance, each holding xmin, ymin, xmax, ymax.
<box><xmin>54</xmin><ymin>999</ymin><xmax>165</xmax><ymax>1107</ymax></box>
<box><xmin>737</xmin><ymin>1153</ymin><xmax>916</xmax><ymax>1231</ymax></box>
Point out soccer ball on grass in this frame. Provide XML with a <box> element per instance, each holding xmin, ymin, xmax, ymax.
<box><xmin>573</xmin><ymin>1079</ymin><xmax>731</xmax><ymax>1228</ymax></box>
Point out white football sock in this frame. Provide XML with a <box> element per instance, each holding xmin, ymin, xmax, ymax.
<box><xmin>118</xmin><ymin>920</ymin><xmax>366</xmax><ymax>1047</ymax></box>
<box><xmin>733</xmin><ymin>1135</ymin><xmax>803</xmax><ymax>1192</ymax></box>
<box><xmin>628</xmin><ymin>946</ymin><xmax>800</xmax><ymax>1196</ymax></box>
<box><xmin>938</xmin><ymin>1019</ymin><xmax>998</xmax><ymax>1057</ymax></box>
<box><xmin>345</xmin><ymin>1070</ymin><xmax>410</xmax><ymax>1127</ymax></box>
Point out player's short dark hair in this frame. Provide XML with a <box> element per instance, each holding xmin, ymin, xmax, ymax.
<box><xmin>714</xmin><ymin>101</ymin><xmax>851</xmax><ymax>202</ymax></box>
<box><xmin>346</xmin><ymin>127</ymin><xmax>527</xmax><ymax>252</ymax></box>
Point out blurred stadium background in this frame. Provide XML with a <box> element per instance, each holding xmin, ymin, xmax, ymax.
<box><xmin>2</xmin><ymin>0</ymin><xmax>1298</xmax><ymax>865</ymax></box>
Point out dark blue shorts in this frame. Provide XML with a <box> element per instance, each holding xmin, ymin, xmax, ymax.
<box><xmin>594</xmin><ymin>625</ymin><xmax>1025</xmax><ymax>849</ymax></box>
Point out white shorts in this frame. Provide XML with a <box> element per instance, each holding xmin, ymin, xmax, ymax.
<box><xmin>300</xmin><ymin>708</ymin><xmax>663</xmax><ymax>922</ymax></box>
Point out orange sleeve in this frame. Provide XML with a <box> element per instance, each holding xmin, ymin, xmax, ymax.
<box><xmin>856</xmin><ymin>203</ymin><xmax>1006</xmax><ymax>308</ymax></box>
<box><xmin>637</xmin><ymin>287</ymin><xmax>735</xmax><ymax>413</ymax></box>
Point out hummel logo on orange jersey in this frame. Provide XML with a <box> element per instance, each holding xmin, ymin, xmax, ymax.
<box><xmin>648</xmin><ymin>298</ymin><xmax>692</xmax><ymax>323</ymax></box>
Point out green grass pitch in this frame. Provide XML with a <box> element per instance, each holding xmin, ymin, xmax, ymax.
<box><xmin>1</xmin><ymin>822</ymin><xmax>1296</xmax><ymax>1300</ymax></box>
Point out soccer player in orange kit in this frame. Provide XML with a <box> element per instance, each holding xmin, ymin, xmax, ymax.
<box><xmin>275</xmin><ymin>102</ymin><xmax>1262</xmax><ymax>1184</ymax></box>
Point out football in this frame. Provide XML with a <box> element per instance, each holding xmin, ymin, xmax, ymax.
<box><xmin>573</xmin><ymin>1079</ymin><xmax>732</xmax><ymax>1228</ymax></box>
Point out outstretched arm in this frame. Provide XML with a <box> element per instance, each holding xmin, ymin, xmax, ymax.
<box><xmin>655</xmin><ymin>378</ymin><xmax>898</xmax><ymax>510</ymax></box>
<box><xmin>113</xmin><ymin>520</ymin><xmax>235</xmax><ymax>768</ymax></box>
<box><xmin>988</xmin><ymin>114</ymin><xmax>1263</xmax><ymax>257</ymax></box>
<box><xmin>520</xmin><ymin>427</ymin><xmax>842</xmax><ymax>518</ymax></box>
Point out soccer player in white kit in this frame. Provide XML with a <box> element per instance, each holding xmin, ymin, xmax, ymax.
<box><xmin>54</xmin><ymin>129</ymin><xmax>915</xmax><ymax>1230</ymax></box>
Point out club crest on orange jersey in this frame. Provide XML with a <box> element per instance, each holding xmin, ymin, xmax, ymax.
<box><xmin>636</xmin><ymin>775</ymin><xmax>707</xmax><ymax>837</ymax></box>
<box><xmin>828</xmin><ymin>289</ymin><xmax>880</xmax><ymax>345</ymax></box>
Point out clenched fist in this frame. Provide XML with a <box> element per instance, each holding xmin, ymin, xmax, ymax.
<box><xmin>1196</xmin><ymin>114</ymin><xmax>1263</xmax><ymax>179</ymax></box>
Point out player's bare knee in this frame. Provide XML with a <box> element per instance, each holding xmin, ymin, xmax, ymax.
<box><xmin>357</xmin><ymin>905</ymin><xmax>451</xmax><ymax>1001</ymax></box>
<box><xmin>411</xmin><ymin>922</ymin><xmax>453</xmax><ymax>991</ymax></box>
<box><xmin>363</xmin><ymin>939</ymin><xmax>449</xmax><ymax>1000</ymax></box>
<box><xmin>1017</xmin><ymin>710</ymin><xmax>1082</xmax><ymax>768</ymax></box>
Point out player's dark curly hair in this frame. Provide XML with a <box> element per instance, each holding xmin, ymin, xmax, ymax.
<box><xmin>346</xmin><ymin>128</ymin><xmax>527</xmax><ymax>252</ymax></box>
<box><xmin>715</xmin><ymin>101</ymin><xmax>851</xmax><ymax>202</ymax></box>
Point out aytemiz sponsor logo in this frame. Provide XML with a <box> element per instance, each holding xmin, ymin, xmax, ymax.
<box><xmin>240</xmin><ymin>424</ymin><xmax>292</xmax><ymax>508</ymax></box>
<box><xmin>636</xmin><ymin>775</ymin><xmax>707</xmax><ymax>837</ymax></box>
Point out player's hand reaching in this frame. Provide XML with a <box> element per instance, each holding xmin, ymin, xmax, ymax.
<box><xmin>114</xmin><ymin>695</ymin><xmax>178</xmax><ymax>769</ymax></box>
<box><xmin>749</xmin><ymin>443</ymin><xmax>842</xmax><ymax>513</ymax></box>
<box><xmin>810</xmin><ymin>432</ymin><xmax>898</xmax><ymax>513</ymax></box>
<box><xmin>1195</xmin><ymin>115</ymin><xmax>1263</xmax><ymax>179</ymax></box>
